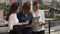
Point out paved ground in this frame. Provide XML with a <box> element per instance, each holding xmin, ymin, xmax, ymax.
<box><xmin>0</xmin><ymin>33</ymin><xmax>8</xmax><ymax>34</ymax></box>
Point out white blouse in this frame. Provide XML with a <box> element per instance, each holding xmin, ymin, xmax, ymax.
<box><xmin>32</xmin><ymin>10</ymin><xmax>45</xmax><ymax>32</ymax></box>
<box><xmin>8</xmin><ymin>13</ymin><xmax>22</xmax><ymax>30</ymax></box>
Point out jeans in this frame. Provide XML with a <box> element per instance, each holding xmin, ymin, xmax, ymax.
<box><xmin>9</xmin><ymin>25</ymin><xmax>32</xmax><ymax>34</ymax></box>
<box><xmin>22</xmin><ymin>27</ymin><xmax>32</xmax><ymax>34</ymax></box>
<box><xmin>9</xmin><ymin>25</ymin><xmax>22</xmax><ymax>34</ymax></box>
<box><xmin>32</xmin><ymin>30</ymin><xmax>45</xmax><ymax>34</ymax></box>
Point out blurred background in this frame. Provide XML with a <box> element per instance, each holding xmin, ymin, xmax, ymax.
<box><xmin>0</xmin><ymin>0</ymin><xmax>60</xmax><ymax>34</ymax></box>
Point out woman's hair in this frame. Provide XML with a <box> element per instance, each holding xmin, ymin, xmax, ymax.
<box><xmin>33</xmin><ymin>1</ymin><xmax>39</xmax><ymax>6</ymax></box>
<box><xmin>22</xmin><ymin>2</ymin><xmax>31</xmax><ymax>14</ymax></box>
<box><xmin>6</xmin><ymin>2</ymin><xmax>19</xmax><ymax>21</ymax></box>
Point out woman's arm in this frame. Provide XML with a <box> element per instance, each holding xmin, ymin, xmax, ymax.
<box><xmin>15</xmin><ymin>21</ymin><xmax>29</xmax><ymax>25</ymax></box>
<box><xmin>29</xmin><ymin>13</ymin><xmax>33</xmax><ymax>25</ymax></box>
<box><xmin>41</xmin><ymin>11</ymin><xmax>45</xmax><ymax>23</ymax></box>
<box><xmin>8</xmin><ymin>14</ymin><xmax>14</xmax><ymax>30</ymax></box>
<box><xmin>39</xmin><ymin>11</ymin><xmax>45</xmax><ymax>25</ymax></box>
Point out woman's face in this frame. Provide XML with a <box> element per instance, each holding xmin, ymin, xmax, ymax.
<box><xmin>25</xmin><ymin>6</ymin><xmax>31</xmax><ymax>13</ymax></box>
<box><xmin>16</xmin><ymin>7</ymin><xmax>20</xmax><ymax>13</ymax></box>
<box><xmin>33</xmin><ymin>4</ymin><xmax>40</xmax><ymax>11</ymax></box>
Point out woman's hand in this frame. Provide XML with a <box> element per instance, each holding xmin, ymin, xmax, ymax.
<box><xmin>38</xmin><ymin>22</ymin><xmax>46</xmax><ymax>26</ymax></box>
<box><xmin>23</xmin><ymin>20</ymin><xmax>29</xmax><ymax>25</ymax></box>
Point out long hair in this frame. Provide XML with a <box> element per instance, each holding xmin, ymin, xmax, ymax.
<box><xmin>6</xmin><ymin>2</ymin><xmax>19</xmax><ymax>21</ymax></box>
<box><xmin>22</xmin><ymin>2</ymin><xmax>31</xmax><ymax>14</ymax></box>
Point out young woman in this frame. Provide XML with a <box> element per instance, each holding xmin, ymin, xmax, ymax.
<box><xmin>6</xmin><ymin>2</ymin><xmax>28</xmax><ymax>34</ymax></box>
<box><xmin>17</xmin><ymin>2</ymin><xmax>33</xmax><ymax>34</ymax></box>
<box><xmin>32</xmin><ymin>1</ymin><xmax>45</xmax><ymax>34</ymax></box>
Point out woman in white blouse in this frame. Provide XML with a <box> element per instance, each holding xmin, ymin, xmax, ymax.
<box><xmin>6</xmin><ymin>2</ymin><xmax>29</xmax><ymax>34</ymax></box>
<box><xmin>32</xmin><ymin>1</ymin><xmax>45</xmax><ymax>34</ymax></box>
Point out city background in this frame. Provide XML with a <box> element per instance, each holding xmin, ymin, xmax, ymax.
<box><xmin>0</xmin><ymin>0</ymin><xmax>60</xmax><ymax>34</ymax></box>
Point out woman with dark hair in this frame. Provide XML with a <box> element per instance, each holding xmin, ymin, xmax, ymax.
<box><xmin>17</xmin><ymin>2</ymin><xmax>33</xmax><ymax>34</ymax></box>
<box><xmin>6</xmin><ymin>2</ymin><xmax>28</xmax><ymax>34</ymax></box>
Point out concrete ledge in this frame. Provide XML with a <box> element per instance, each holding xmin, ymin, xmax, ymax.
<box><xmin>0</xmin><ymin>27</ymin><xmax>8</xmax><ymax>33</ymax></box>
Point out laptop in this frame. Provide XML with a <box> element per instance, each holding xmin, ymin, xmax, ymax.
<box><xmin>31</xmin><ymin>16</ymin><xmax>40</xmax><ymax>26</ymax></box>
<box><xmin>25</xmin><ymin>16</ymin><xmax>40</xmax><ymax>27</ymax></box>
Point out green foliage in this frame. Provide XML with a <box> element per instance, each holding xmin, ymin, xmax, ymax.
<box><xmin>56</xmin><ymin>16</ymin><xmax>60</xmax><ymax>18</ymax></box>
<box><xmin>0</xmin><ymin>3</ymin><xmax>6</xmax><ymax>9</ymax></box>
<box><xmin>40</xmin><ymin>4</ymin><xmax>50</xmax><ymax>10</ymax></box>
<box><xmin>0</xmin><ymin>3</ymin><xmax>10</xmax><ymax>19</ymax></box>
<box><xmin>45</xmin><ymin>12</ymin><xmax>54</xmax><ymax>18</ymax></box>
<box><xmin>56</xmin><ymin>10</ymin><xmax>60</xmax><ymax>14</ymax></box>
<box><xmin>40</xmin><ymin>4</ymin><xmax>54</xmax><ymax>18</ymax></box>
<box><xmin>0</xmin><ymin>3</ymin><xmax>9</xmax><ymax>9</ymax></box>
